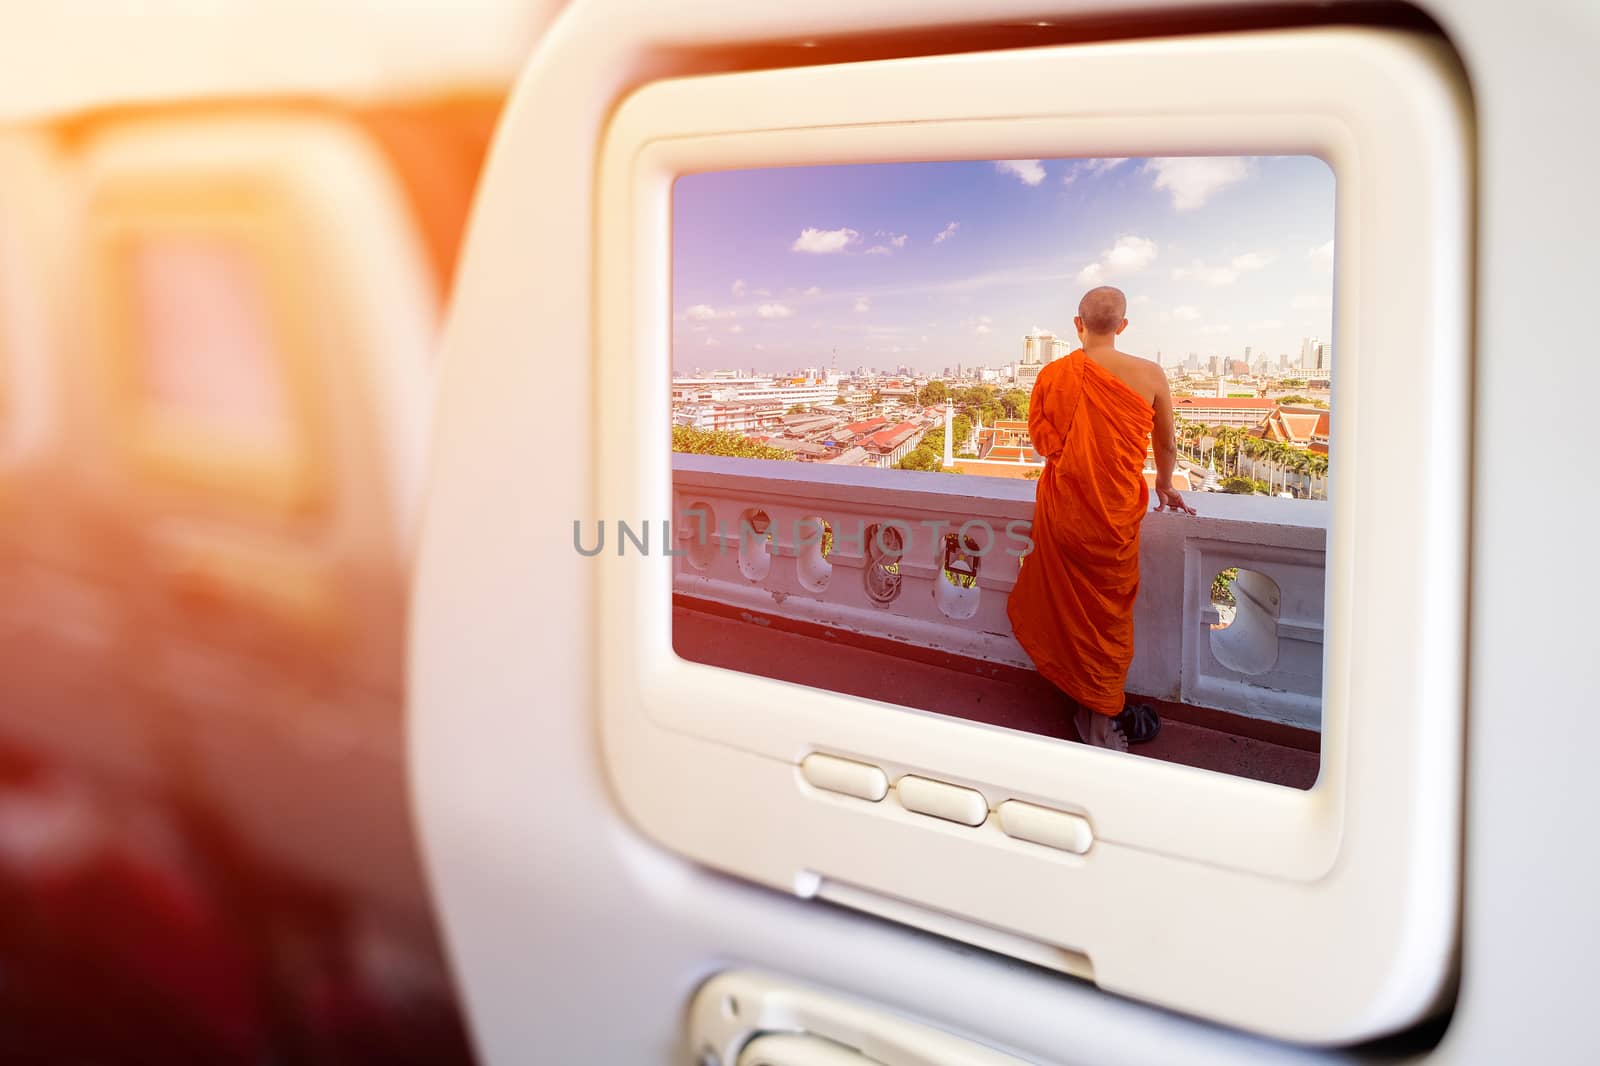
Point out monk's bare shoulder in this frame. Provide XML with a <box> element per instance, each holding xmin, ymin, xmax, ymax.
<box><xmin>1112</xmin><ymin>350</ymin><xmax>1165</xmax><ymax>403</ymax></box>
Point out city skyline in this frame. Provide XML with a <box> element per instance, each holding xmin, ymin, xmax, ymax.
<box><xmin>672</xmin><ymin>154</ymin><xmax>1336</xmax><ymax>374</ymax></box>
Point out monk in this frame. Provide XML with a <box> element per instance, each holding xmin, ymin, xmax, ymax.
<box><xmin>1007</xmin><ymin>286</ymin><xmax>1195</xmax><ymax>751</ymax></box>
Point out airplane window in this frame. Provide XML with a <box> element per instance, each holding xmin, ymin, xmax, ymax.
<box><xmin>129</xmin><ymin>237</ymin><xmax>293</xmax><ymax>455</ymax></box>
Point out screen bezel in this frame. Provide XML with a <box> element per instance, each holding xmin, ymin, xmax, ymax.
<box><xmin>594</xmin><ymin>28</ymin><xmax>1469</xmax><ymax>1042</ymax></box>
<box><xmin>624</xmin><ymin>126</ymin><xmax>1353</xmax><ymax>879</ymax></box>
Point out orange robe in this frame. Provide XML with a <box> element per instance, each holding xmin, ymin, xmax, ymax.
<box><xmin>1007</xmin><ymin>351</ymin><xmax>1154</xmax><ymax>716</ymax></box>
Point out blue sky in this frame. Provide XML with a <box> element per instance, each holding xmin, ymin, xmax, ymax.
<box><xmin>672</xmin><ymin>155</ymin><xmax>1335</xmax><ymax>375</ymax></box>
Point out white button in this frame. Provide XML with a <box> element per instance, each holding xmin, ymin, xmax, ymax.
<box><xmin>997</xmin><ymin>800</ymin><xmax>1093</xmax><ymax>854</ymax></box>
<box><xmin>801</xmin><ymin>753</ymin><xmax>888</xmax><ymax>802</ymax></box>
<box><xmin>895</xmin><ymin>775</ymin><xmax>988</xmax><ymax>826</ymax></box>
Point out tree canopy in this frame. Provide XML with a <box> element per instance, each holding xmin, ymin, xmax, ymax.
<box><xmin>896</xmin><ymin>414</ymin><xmax>971</xmax><ymax>472</ymax></box>
<box><xmin>999</xmin><ymin>389</ymin><xmax>1030</xmax><ymax>420</ymax></box>
<box><xmin>671</xmin><ymin>426</ymin><xmax>795</xmax><ymax>461</ymax></box>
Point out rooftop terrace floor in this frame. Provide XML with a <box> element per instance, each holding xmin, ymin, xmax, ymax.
<box><xmin>674</xmin><ymin>597</ymin><xmax>1319</xmax><ymax>790</ymax></box>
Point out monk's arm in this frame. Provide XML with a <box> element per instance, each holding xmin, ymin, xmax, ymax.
<box><xmin>1027</xmin><ymin>378</ymin><xmax>1062</xmax><ymax>459</ymax></box>
<box><xmin>1152</xmin><ymin>375</ymin><xmax>1179</xmax><ymax>488</ymax></box>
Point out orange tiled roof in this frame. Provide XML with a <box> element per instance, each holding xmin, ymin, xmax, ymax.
<box><xmin>865</xmin><ymin>422</ymin><xmax>919</xmax><ymax>451</ymax></box>
<box><xmin>1175</xmin><ymin>397</ymin><xmax>1277</xmax><ymax>410</ymax></box>
<box><xmin>843</xmin><ymin>417</ymin><xmax>888</xmax><ymax>436</ymax></box>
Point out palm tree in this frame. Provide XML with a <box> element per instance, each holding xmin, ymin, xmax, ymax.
<box><xmin>1221</xmin><ymin>427</ymin><xmax>1242</xmax><ymax>478</ymax></box>
<box><xmin>1291</xmin><ymin>450</ymin><xmax>1314</xmax><ymax>497</ymax></box>
<box><xmin>1266</xmin><ymin>440</ymin><xmax>1292</xmax><ymax>494</ymax></box>
<box><xmin>1307</xmin><ymin>453</ymin><xmax>1330</xmax><ymax>499</ymax></box>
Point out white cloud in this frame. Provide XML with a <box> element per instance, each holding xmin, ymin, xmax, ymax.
<box><xmin>757</xmin><ymin>303</ymin><xmax>794</xmax><ymax>319</ymax></box>
<box><xmin>1075</xmin><ymin>234</ymin><xmax>1158</xmax><ymax>285</ymax></box>
<box><xmin>933</xmin><ymin>221</ymin><xmax>960</xmax><ymax>244</ymax></box>
<box><xmin>728</xmin><ymin>324</ymin><xmax>744</xmax><ymax>334</ymax></box>
<box><xmin>996</xmin><ymin>159</ymin><xmax>1047</xmax><ymax>186</ymax></box>
<box><xmin>1291</xmin><ymin>291</ymin><xmax>1324</xmax><ymax>310</ymax></box>
<box><xmin>1144</xmin><ymin>157</ymin><xmax>1251</xmax><ymax>210</ymax></box>
<box><xmin>1172</xmin><ymin>262</ymin><xmax>1235</xmax><ymax>285</ymax></box>
<box><xmin>1171</xmin><ymin>250</ymin><xmax>1269</xmax><ymax>286</ymax></box>
<box><xmin>865</xmin><ymin>231</ymin><xmax>909</xmax><ymax>256</ymax></box>
<box><xmin>1130</xmin><ymin>294</ymin><xmax>1152</xmax><ymax>306</ymax></box>
<box><xmin>1062</xmin><ymin>157</ymin><xmax>1130</xmax><ymax>185</ymax></box>
<box><xmin>1197</xmin><ymin>323</ymin><xmax>1233</xmax><ymax>336</ymax></box>
<box><xmin>1172</xmin><ymin>305</ymin><xmax>1201</xmax><ymax>321</ymax></box>
<box><xmin>979</xmin><ymin>315</ymin><xmax>993</xmax><ymax>324</ymax></box>
<box><xmin>731</xmin><ymin>279</ymin><xmax>747</xmax><ymax>298</ymax></box>
<box><xmin>1107</xmin><ymin>235</ymin><xmax>1158</xmax><ymax>271</ymax></box>
<box><xmin>753</xmin><ymin>288</ymin><xmax>771</xmax><ymax>297</ymax></box>
<box><xmin>803</xmin><ymin>286</ymin><xmax>823</xmax><ymax>297</ymax></box>
<box><xmin>1248</xmin><ymin>318</ymin><xmax>1284</xmax><ymax>330</ymax></box>
<box><xmin>853</xmin><ymin>297</ymin><xmax>871</xmax><ymax>313</ymax></box>
<box><xmin>704</xmin><ymin>336</ymin><xmax>720</xmax><ymax>347</ymax></box>
<box><xmin>975</xmin><ymin>324</ymin><xmax>992</xmax><ymax>335</ymax></box>
<box><xmin>792</xmin><ymin>227</ymin><xmax>860</xmax><ymax>254</ymax></box>
<box><xmin>685</xmin><ymin>303</ymin><xmax>734</xmax><ymax>321</ymax></box>
<box><xmin>1309</xmin><ymin>239</ymin><xmax>1335</xmax><ymax>264</ymax></box>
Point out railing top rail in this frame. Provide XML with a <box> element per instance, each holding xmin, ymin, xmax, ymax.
<box><xmin>671</xmin><ymin>454</ymin><xmax>1330</xmax><ymax>533</ymax></box>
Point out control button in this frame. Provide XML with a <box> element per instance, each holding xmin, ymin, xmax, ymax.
<box><xmin>895</xmin><ymin>775</ymin><xmax>988</xmax><ymax>826</ymax></box>
<box><xmin>996</xmin><ymin>800</ymin><xmax>1093</xmax><ymax>854</ymax></box>
<box><xmin>801</xmin><ymin>753</ymin><xmax>888</xmax><ymax>802</ymax></box>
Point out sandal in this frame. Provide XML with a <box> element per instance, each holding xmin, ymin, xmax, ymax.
<box><xmin>1113</xmin><ymin>702</ymin><xmax>1161</xmax><ymax>744</ymax></box>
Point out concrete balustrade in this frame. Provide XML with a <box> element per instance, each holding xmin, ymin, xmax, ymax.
<box><xmin>672</xmin><ymin>454</ymin><xmax>1328</xmax><ymax>730</ymax></box>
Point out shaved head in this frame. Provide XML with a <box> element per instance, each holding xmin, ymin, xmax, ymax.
<box><xmin>1077</xmin><ymin>286</ymin><xmax>1128</xmax><ymax>335</ymax></box>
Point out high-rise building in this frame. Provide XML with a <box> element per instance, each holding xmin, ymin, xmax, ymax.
<box><xmin>1208</xmin><ymin>355</ymin><xmax>1222</xmax><ymax>376</ymax></box>
<box><xmin>1279</xmin><ymin>353</ymin><xmax>1290</xmax><ymax>371</ymax></box>
<box><xmin>1317</xmin><ymin>341</ymin><xmax>1334</xmax><ymax>375</ymax></box>
<box><xmin>1022</xmin><ymin>328</ymin><xmax>1068</xmax><ymax>366</ymax></box>
<box><xmin>1244</xmin><ymin>345</ymin><xmax>1253</xmax><ymax>363</ymax></box>
<box><xmin>1299</xmin><ymin>336</ymin><xmax>1322</xmax><ymax>371</ymax></box>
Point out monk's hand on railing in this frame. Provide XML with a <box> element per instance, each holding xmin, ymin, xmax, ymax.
<box><xmin>1154</xmin><ymin>485</ymin><xmax>1197</xmax><ymax>515</ymax></box>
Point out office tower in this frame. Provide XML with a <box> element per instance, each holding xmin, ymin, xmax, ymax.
<box><xmin>1022</xmin><ymin>329</ymin><xmax>1058</xmax><ymax>366</ymax></box>
<box><xmin>1299</xmin><ymin>336</ymin><xmax>1322</xmax><ymax>371</ymax></box>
